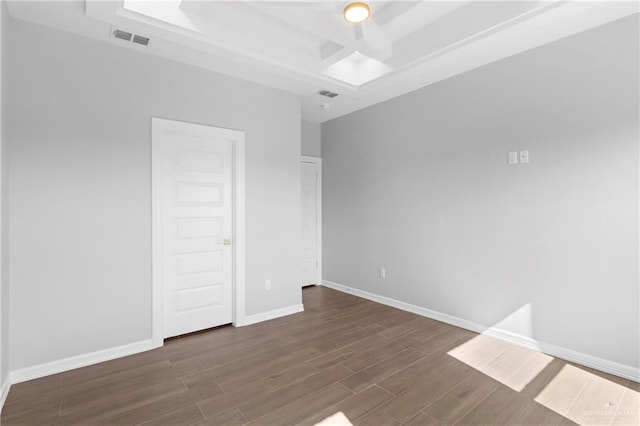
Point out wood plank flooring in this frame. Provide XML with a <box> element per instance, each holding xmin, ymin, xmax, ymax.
<box><xmin>3</xmin><ymin>286</ymin><xmax>638</xmax><ymax>425</ymax></box>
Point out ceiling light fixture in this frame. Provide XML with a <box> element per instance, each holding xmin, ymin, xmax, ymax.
<box><xmin>343</xmin><ymin>2</ymin><xmax>370</xmax><ymax>24</ymax></box>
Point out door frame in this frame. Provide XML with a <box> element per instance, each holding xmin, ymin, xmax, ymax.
<box><xmin>151</xmin><ymin>117</ymin><xmax>246</xmax><ymax>348</ymax></box>
<box><xmin>301</xmin><ymin>155</ymin><xmax>322</xmax><ymax>287</ymax></box>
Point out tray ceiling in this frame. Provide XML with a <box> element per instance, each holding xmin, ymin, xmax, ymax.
<box><xmin>7</xmin><ymin>1</ymin><xmax>639</xmax><ymax>122</ymax></box>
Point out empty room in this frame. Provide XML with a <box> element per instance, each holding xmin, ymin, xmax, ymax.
<box><xmin>0</xmin><ymin>0</ymin><xmax>638</xmax><ymax>425</ymax></box>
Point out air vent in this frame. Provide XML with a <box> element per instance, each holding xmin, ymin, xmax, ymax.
<box><xmin>132</xmin><ymin>35</ymin><xmax>150</xmax><ymax>46</ymax></box>
<box><xmin>113</xmin><ymin>29</ymin><xmax>132</xmax><ymax>42</ymax></box>
<box><xmin>318</xmin><ymin>90</ymin><xmax>339</xmax><ymax>98</ymax></box>
<box><xmin>111</xmin><ymin>27</ymin><xmax>150</xmax><ymax>47</ymax></box>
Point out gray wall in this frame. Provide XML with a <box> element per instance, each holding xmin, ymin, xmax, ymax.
<box><xmin>301</xmin><ymin>120</ymin><xmax>321</xmax><ymax>157</ymax></box>
<box><xmin>6</xmin><ymin>16</ymin><xmax>302</xmax><ymax>370</ymax></box>
<box><xmin>0</xmin><ymin>0</ymin><xmax>8</xmax><ymax>387</ymax></box>
<box><xmin>322</xmin><ymin>16</ymin><xmax>639</xmax><ymax>368</ymax></box>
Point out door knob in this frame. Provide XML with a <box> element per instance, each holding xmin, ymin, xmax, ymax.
<box><xmin>224</xmin><ymin>238</ymin><xmax>231</xmax><ymax>246</ymax></box>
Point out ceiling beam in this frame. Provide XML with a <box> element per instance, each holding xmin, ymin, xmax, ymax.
<box><xmin>246</xmin><ymin>2</ymin><xmax>392</xmax><ymax>65</ymax></box>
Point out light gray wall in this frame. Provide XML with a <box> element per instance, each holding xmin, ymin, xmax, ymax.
<box><xmin>301</xmin><ymin>120</ymin><xmax>321</xmax><ymax>157</ymax></box>
<box><xmin>6</xmin><ymin>16</ymin><xmax>301</xmax><ymax>370</ymax></box>
<box><xmin>0</xmin><ymin>0</ymin><xmax>8</xmax><ymax>388</ymax></box>
<box><xmin>322</xmin><ymin>15</ymin><xmax>639</xmax><ymax>369</ymax></box>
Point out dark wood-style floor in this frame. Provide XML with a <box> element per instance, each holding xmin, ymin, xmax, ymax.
<box><xmin>3</xmin><ymin>286</ymin><xmax>638</xmax><ymax>426</ymax></box>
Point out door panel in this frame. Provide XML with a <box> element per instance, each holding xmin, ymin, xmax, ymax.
<box><xmin>155</xmin><ymin>122</ymin><xmax>233</xmax><ymax>338</ymax></box>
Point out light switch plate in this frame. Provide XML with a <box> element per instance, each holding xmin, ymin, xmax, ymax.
<box><xmin>519</xmin><ymin>150</ymin><xmax>530</xmax><ymax>164</ymax></box>
<box><xmin>508</xmin><ymin>151</ymin><xmax>518</xmax><ymax>165</ymax></box>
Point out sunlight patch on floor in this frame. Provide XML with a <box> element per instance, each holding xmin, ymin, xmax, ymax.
<box><xmin>535</xmin><ymin>364</ymin><xmax>639</xmax><ymax>426</ymax></box>
<box><xmin>314</xmin><ymin>411</ymin><xmax>353</xmax><ymax>426</ymax></box>
<box><xmin>448</xmin><ymin>334</ymin><xmax>553</xmax><ymax>392</ymax></box>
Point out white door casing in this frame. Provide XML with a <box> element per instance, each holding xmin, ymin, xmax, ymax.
<box><xmin>301</xmin><ymin>156</ymin><xmax>322</xmax><ymax>286</ymax></box>
<box><xmin>152</xmin><ymin>118</ymin><xmax>245</xmax><ymax>345</ymax></box>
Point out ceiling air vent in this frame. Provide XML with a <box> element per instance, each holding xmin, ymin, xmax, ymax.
<box><xmin>113</xmin><ymin>29</ymin><xmax>132</xmax><ymax>42</ymax></box>
<box><xmin>318</xmin><ymin>90</ymin><xmax>339</xmax><ymax>98</ymax></box>
<box><xmin>132</xmin><ymin>35</ymin><xmax>150</xmax><ymax>46</ymax></box>
<box><xmin>111</xmin><ymin>27</ymin><xmax>150</xmax><ymax>47</ymax></box>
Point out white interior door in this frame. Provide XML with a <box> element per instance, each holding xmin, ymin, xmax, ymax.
<box><xmin>154</xmin><ymin>119</ymin><xmax>234</xmax><ymax>338</ymax></box>
<box><xmin>301</xmin><ymin>160</ymin><xmax>319</xmax><ymax>286</ymax></box>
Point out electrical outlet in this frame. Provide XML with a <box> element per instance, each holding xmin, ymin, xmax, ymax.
<box><xmin>265</xmin><ymin>279</ymin><xmax>271</xmax><ymax>290</ymax></box>
<box><xmin>379</xmin><ymin>268</ymin><xmax>386</xmax><ymax>279</ymax></box>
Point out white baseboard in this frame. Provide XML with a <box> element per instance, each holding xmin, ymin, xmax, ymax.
<box><xmin>322</xmin><ymin>280</ymin><xmax>485</xmax><ymax>334</ymax></box>
<box><xmin>322</xmin><ymin>280</ymin><xmax>640</xmax><ymax>383</ymax></box>
<box><xmin>240</xmin><ymin>304</ymin><xmax>304</xmax><ymax>327</ymax></box>
<box><xmin>10</xmin><ymin>339</ymin><xmax>154</xmax><ymax>385</ymax></box>
<box><xmin>6</xmin><ymin>302</ymin><xmax>302</xmax><ymax>388</ymax></box>
<box><xmin>0</xmin><ymin>378</ymin><xmax>10</xmax><ymax>414</ymax></box>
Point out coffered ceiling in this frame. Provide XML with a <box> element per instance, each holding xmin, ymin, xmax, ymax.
<box><xmin>7</xmin><ymin>1</ymin><xmax>639</xmax><ymax>122</ymax></box>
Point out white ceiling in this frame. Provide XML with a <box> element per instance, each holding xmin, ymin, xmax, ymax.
<box><xmin>7</xmin><ymin>1</ymin><xmax>639</xmax><ymax>122</ymax></box>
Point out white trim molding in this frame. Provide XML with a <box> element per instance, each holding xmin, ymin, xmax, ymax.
<box><xmin>0</xmin><ymin>380</ymin><xmax>10</xmax><ymax>414</ymax></box>
<box><xmin>10</xmin><ymin>340</ymin><xmax>154</xmax><ymax>385</ymax></box>
<box><xmin>151</xmin><ymin>117</ymin><xmax>246</xmax><ymax>347</ymax></box>
<box><xmin>233</xmin><ymin>136</ymin><xmax>247</xmax><ymax>327</ymax></box>
<box><xmin>301</xmin><ymin>155</ymin><xmax>322</xmax><ymax>287</ymax></box>
<box><xmin>241</xmin><ymin>304</ymin><xmax>305</xmax><ymax>327</ymax></box>
<box><xmin>322</xmin><ymin>280</ymin><xmax>640</xmax><ymax>383</ymax></box>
